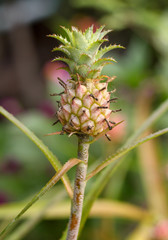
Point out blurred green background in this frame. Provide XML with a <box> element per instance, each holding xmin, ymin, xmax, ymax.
<box><xmin>0</xmin><ymin>0</ymin><xmax>168</xmax><ymax>239</ymax></box>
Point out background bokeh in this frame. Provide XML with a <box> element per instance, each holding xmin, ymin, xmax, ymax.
<box><xmin>0</xmin><ymin>0</ymin><xmax>168</xmax><ymax>239</ymax></box>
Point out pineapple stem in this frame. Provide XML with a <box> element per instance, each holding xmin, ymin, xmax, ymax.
<box><xmin>66</xmin><ymin>135</ymin><xmax>90</xmax><ymax>240</ymax></box>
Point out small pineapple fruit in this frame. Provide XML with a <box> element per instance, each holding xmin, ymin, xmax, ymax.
<box><xmin>49</xmin><ymin>26</ymin><xmax>123</xmax><ymax>138</ymax></box>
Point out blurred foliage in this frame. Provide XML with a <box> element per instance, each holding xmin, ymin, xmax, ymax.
<box><xmin>0</xmin><ymin>0</ymin><xmax>168</xmax><ymax>239</ymax></box>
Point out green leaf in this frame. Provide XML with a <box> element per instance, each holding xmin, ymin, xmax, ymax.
<box><xmin>63</xmin><ymin>46</ymin><xmax>82</xmax><ymax>62</ymax></box>
<box><xmin>0</xmin><ymin>158</ymin><xmax>81</xmax><ymax>239</ymax></box>
<box><xmin>126</xmin><ymin>99</ymin><xmax>168</xmax><ymax>144</ymax></box>
<box><xmin>72</xmin><ymin>26</ymin><xmax>88</xmax><ymax>49</ymax></box>
<box><xmin>0</xmin><ymin>107</ymin><xmax>73</xmax><ymax>199</ymax></box>
<box><xmin>2</xmin><ymin>189</ymin><xmax>66</xmax><ymax>240</ymax></box>
<box><xmin>1</xmin><ymin>198</ymin><xmax>147</xmax><ymax>240</ymax></box>
<box><xmin>52</xmin><ymin>57</ymin><xmax>76</xmax><ymax>72</ymax></box>
<box><xmin>79</xmin><ymin>129</ymin><xmax>168</xmax><ymax>237</ymax></box>
<box><xmin>52</xmin><ymin>46</ymin><xmax>70</xmax><ymax>56</ymax></box>
<box><xmin>78</xmin><ymin>99</ymin><xmax>168</xmax><ymax>236</ymax></box>
<box><xmin>91</xmin><ymin>25</ymin><xmax>111</xmax><ymax>42</ymax></box>
<box><xmin>59</xmin><ymin>98</ymin><xmax>168</xmax><ymax>240</ymax></box>
<box><xmin>87</xmin><ymin>69</ymin><xmax>101</xmax><ymax>78</ymax></box>
<box><xmin>86</xmin><ymin>39</ymin><xmax>107</xmax><ymax>55</ymax></box>
<box><xmin>91</xmin><ymin>25</ymin><xmax>105</xmax><ymax>41</ymax></box>
<box><xmin>96</xmin><ymin>44</ymin><xmax>125</xmax><ymax>59</ymax></box>
<box><xmin>78</xmin><ymin>53</ymin><xmax>92</xmax><ymax>65</ymax></box>
<box><xmin>84</xmin><ymin>25</ymin><xmax>94</xmax><ymax>41</ymax></box>
<box><xmin>99</xmin><ymin>29</ymin><xmax>112</xmax><ymax>39</ymax></box>
<box><xmin>47</xmin><ymin>34</ymin><xmax>70</xmax><ymax>45</ymax></box>
<box><xmin>75</xmin><ymin>64</ymin><xmax>91</xmax><ymax>78</ymax></box>
<box><xmin>91</xmin><ymin>57</ymin><xmax>116</xmax><ymax>69</ymax></box>
<box><xmin>61</xmin><ymin>26</ymin><xmax>75</xmax><ymax>45</ymax></box>
<box><xmin>53</xmin><ymin>45</ymin><xmax>82</xmax><ymax>63</ymax></box>
<box><xmin>87</xmin><ymin>128</ymin><xmax>168</xmax><ymax>180</ymax></box>
<box><xmin>0</xmin><ymin>199</ymin><xmax>147</xmax><ymax>221</ymax></box>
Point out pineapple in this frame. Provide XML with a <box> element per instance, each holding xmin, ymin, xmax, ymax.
<box><xmin>49</xmin><ymin>26</ymin><xmax>123</xmax><ymax>138</ymax></box>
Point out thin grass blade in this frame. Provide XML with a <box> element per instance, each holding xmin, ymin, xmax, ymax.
<box><xmin>0</xmin><ymin>106</ymin><xmax>73</xmax><ymax>198</ymax></box>
<box><xmin>87</xmin><ymin>128</ymin><xmax>168</xmax><ymax>180</ymax></box>
<box><xmin>0</xmin><ymin>158</ymin><xmax>81</xmax><ymax>239</ymax></box>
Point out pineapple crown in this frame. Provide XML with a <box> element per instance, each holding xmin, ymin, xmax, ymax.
<box><xmin>48</xmin><ymin>25</ymin><xmax>124</xmax><ymax>80</ymax></box>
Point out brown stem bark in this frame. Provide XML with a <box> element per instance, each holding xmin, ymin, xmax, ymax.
<box><xmin>66</xmin><ymin>135</ymin><xmax>90</xmax><ymax>240</ymax></box>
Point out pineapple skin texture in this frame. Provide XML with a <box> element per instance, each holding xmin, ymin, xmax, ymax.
<box><xmin>49</xmin><ymin>26</ymin><xmax>123</xmax><ymax>137</ymax></box>
<box><xmin>57</xmin><ymin>80</ymin><xmax>111</xmax><ymax>136</ymax></box>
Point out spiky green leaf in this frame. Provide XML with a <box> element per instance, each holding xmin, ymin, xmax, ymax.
<box><xmin>78</xmin><ymin>53</ymin><xmax>92</xmax><ymax>65</ymax></box>
<box><xmin>61</xmin><ymin>26</ymin><xmax>75</xmax><ymax>45</ymax></box>
<box><xmin>52</xmin><ymin>46</ymin><xmax>70</xmax><ymax>57</ymax></box>
<box><xmin>91</xmin><ymin>25</ymin><xmax>105</xmax><ymax>42</ymax></box>
<box><xmin>49</xmin><ymin>26</ymin><xmax>124</xmax><ymax>80</ymax></box>
<box><xmin>48</xmin><ymin>34</ymin><xmax>70</xmax><ymax>45</ymax></box>
<box><xmin>76</xmin><ymin>64</ymin><xmax>91</xmax><ymax>78</ymax></box>
<box><xmin>96</xmin><ymin>44</ymin><xmax>125</xmax><ymax>59</ymax></box>
<box><xmin>99</xmin><ymin>29</ymin><xmax>112</xmax><ymax>39</ymax></box>
<box><xmin>86</xmin><ymin>39</ymin><xmax>107</xmax><ymax>56</ymax></box>
<box><xmin>87</xmin><ymin>69</ymin><xmax>101</xmax><ymax>78</ymax></box>
<box><xmin>62</xmin><ymin>46</ymin><xmax>82</xmax><ymax>62</ymax></box>
<box><xmin>91</xmin><ymin>57</ymin><xmax>116</xmax><ymax>69</ymax></box>
<box><xmin>52</xmin><ymin>57</ymin><xmax>76</xmax><ymax>72</ymax></box>
<box><xmin>71</xmin><ymin>27</ymin><xmax>88</xmax><ymax>49</ymax></box>
<box><xmin>84</xmin><ymin>25</ymin><xmax>94</xmax><ymax>41</ymax></box>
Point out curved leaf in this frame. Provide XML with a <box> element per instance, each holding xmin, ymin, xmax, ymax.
<box><xmin>47</xmin><ymin>34</ymin><xmax>70</xmax><ymax>45</ymax></box>
<box><xmin>52</xmin><ymin>46</ymin><xmax>70</xmax><ymax>56</ymax></box>
<box><xmin>91</xmin><ymin>25</ymin><xmax>111</xmax><ymax>42</ymax></box>
<box><xmin>0</xmin><ymin>158</ymin><xmax>81</xmax><ymax>239</ymax></box>
<box><xmin>91</xmin><ymin>57</ymin><xmax>116</xmax><ymax>69</ymax></box>
<box><xmin>86</xmin><ymin>39</ymin><xmax>107</xmax><ymax>55</ymax></box>
<box><xmin>87</xmin><ymin>128</ymin><xmax>168</xmax><ymax>180</ymax></box>
<box><xmin>52</xmin><ymin>57</ymin><xmax>76</xmax><ymax>72</ymax></box>
<box><xmin>0</xmin><ymin>106</ymin><xmax>73</xmax><ymax>199</ymax></box>
<box><xmin>78</xmin><ymin>53</ymin><xmax>92</xmax><ymax>65</ymax></box>
<box><xmin>61</xmin><ymin>26</ymin><xmax>75</xmax><ymax>45</ymax></box>
<box><xmin>72</xmin><ymin>27</ymin><xmax>88</xmax><ymax>49</ymax></box>
<box><xmin>84</xmin><ymin>25</ymin><xmax>94</xmax><ymax>41</ymax></box>
<box><xmin>64</xmin><ymin>46</ymin><xmax>82</xmax><ymax>62</ymax></box>
<box><xmin>87</xmin><ymin>69</ymin><xmax>101</xmax><ymax>78</ymax></box>
<box><xmin>76</xmin><ymin>64</ymin><xmax>91</xmax><ymax>78</ymax></box>
<box><xmin>96</xmin><ymin>44</ymin><xmax>125</xmax><ymax>59</ymax></box>
<box><xmin>79</xmin><ymin>99</ymin><xmax>168</xmax><ymax>235</ymax></box>
<box><xmin>60</xmin><ymin>99</ymin><xmax>168</xmax><ymax>240</ymax></box>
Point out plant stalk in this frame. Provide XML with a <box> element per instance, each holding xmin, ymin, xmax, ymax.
<box><xmin>66</xmin><ymin>135</ymin><xmax>90</xmax><ymax>240</ymax></box>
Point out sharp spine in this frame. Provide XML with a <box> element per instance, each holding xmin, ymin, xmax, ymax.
<box><xmin>112</xmin><ymin>109</ymin><xmax>122</xmax><ymax>113</ymax></box>
<box><xmin>105</xmin><ymin>133</ymin><xmax>111</xmax><ymax>141</ymax></box>
<box><xmin>107</xmin><ymin>97</ymin><xmax>118</xmax><ymax>103</ymax></box>
<box><xmin>56</xmin><ymin>101</ymin><xmax>61</xmax><ymax>107</ymax></box>
<box><xmin>97</xmin><ymin>106</ymin><xmax>108</xmax><ymax>109</ymax></box>
<box><xmin>50</xmin><ymin>92</ymin><xmax>64</xmax><ymax>96</ymax></box>
<box><xmin>109</xmin><ymin>121</ymin><xmax>116</xmax><ymax>124</ymax></box>
<box><xmin>58</xmin><ymin>77</ymin><xmax>66</xmax><ymax>89</ymax></box>
<box><xmin>52</xmin><ymin>119</ymin><xmax>59</xmax><ymax>126</ymax></box>
<box><xmin>90</xmin><ymin>94</ymin><xmax>98</xmax><ymax>101</ymax></box>
<box><xmin>99</xmin><ymin>87</ymin><xmax>106</xmax><ymax>92</ymax></box>
<box><xmin>104</xmin><ymin>118</ymin><xmax>112</xmax><ymax>130</ymax></box>
<box><xmin>109</xmin><ymin>89</ymin><xmax>116</xmax><ymax>94</ymax></box>
<box><xmin>107</xmin><ymin>76</ymin><xmax>116</xmax><ymax>83</ymax></box>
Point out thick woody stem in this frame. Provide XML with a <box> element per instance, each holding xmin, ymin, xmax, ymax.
<box><xmin>66</xmin><ymin>135</ymin><xmax>90</xmax><ymax>240</ymax></box>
